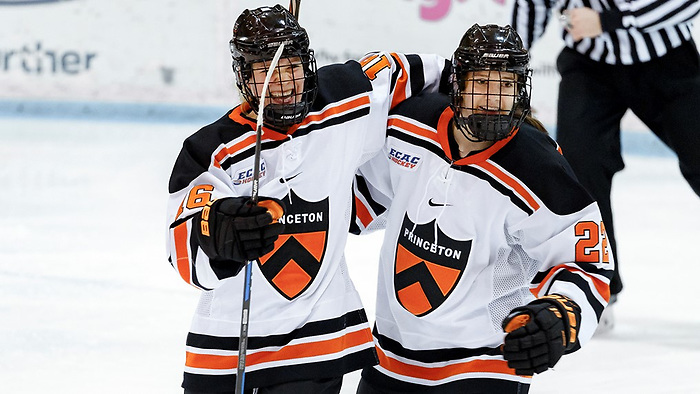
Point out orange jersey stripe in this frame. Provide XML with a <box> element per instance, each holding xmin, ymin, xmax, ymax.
<box><xmin>185</xmin><ymin>327</ymin><xmax>374</xmax><ymax>370</ymax></box>
<box><xmin>174</xmin><ymin>196</ymin><xmax>186</xmax><ymax>221</ymax></box>
<box><xmin>388</xmin><ymin>117</ymin><xmax>440</xmax><ymax>144</ymax></box>
<box><xmin>532</xmin><ymin>264</ymin><xmax>611</xmax><ymax>303</ymax></box>
<box><xmin>451</xmin><ymin>129</ymin><xmax>518</xmax><ymax>165</ymax></box>
<box><xmin>173</xmin><ymin>222</ymin><xmax>191</xmax><ymax>285</ymax></box>
<box><xmin>227</xmin><ymin>104</ymin><xmax>291</xmax><ymax>141</ymax></box>
<box><xmin>390</xmin><ymin>54</ymin><xmax>408</xmax><ymax>110</ymax></box>
<box><xmin>297</xmin><ymin>95</ymin><xmax>370</xmax><ymax>128</ymax></box>
<box><xmin>376</xmin><ymin>347</ymin><xmax>523</xmax><ymax>381</ymax></box>
<box><xmin>355</xmin><ymin>196</ymin><xmax>374</xmax><ymax>228</ymax></box>
<box><xmin>218</xmin><ymin>96</ymin><xmax>371</xmax><ymax>168</ymax></box>
<box><xmin>360</xmin><ymin>54</ymin><xmax>378</xmax><ymax>68</ymax></box>
<box><xmin>474</xmin><ymin>161</ymin><xmax>540</xmax><ymax>212</ymax></box>
<box><xmin>212</xmin><ymin>134</ymin><xmax>257</xmax><ymax>169</ymax></box>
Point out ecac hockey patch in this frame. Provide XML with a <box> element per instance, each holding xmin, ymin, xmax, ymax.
<box><xmin>388</xmin><ymin>147</ymin><xmax>421</xmax><ymax>170</ymax></box>
<box><xmin>232</xmin><ymin>160</ymin><xmax>266</xmax><ymax>185</ymax></box>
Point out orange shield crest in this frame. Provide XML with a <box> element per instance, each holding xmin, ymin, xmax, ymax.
<box><xmin>394</xmin><ymin>215</ymin><xmax>471</xmax><ymax>316</ymax></box>
<box><xmin>258</xmin><ymin>190</ymin><xmax>328</xmax><ymax>300</ymax></box>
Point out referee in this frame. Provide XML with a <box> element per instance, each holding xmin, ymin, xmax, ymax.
<box><xmin>512</xmin><ymin>0</ymin><xmax>700</xmax><ymax>331</ymax></box>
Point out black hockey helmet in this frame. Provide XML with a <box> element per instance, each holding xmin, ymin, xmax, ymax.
<box><xmin>230</xmin><ymin>4</ymin><xmax>318</xmax><ymax>129</ymax></box>
<box><xmin>450</xmin><ymin>24</ymin><xmax>532</xmax><ymax>141</ymax></box>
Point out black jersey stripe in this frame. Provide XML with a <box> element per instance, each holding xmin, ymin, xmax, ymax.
<box><xmin>541</xmin><ymin>269</ymin><xmax>607</xmax><ymax>319</ymax></box>
<box><xmin>186</xmin><ymin>309</ymin><xmax>370</xmax><ymax>351</ymax></box>
<box><xmin>374</xmin><ymin>326</ymin><xmax>502</xmax><ymax>363</ymax></box>
<box><xmin>219</xmin><ymin>107</ymin><xmax>371</xmax><ymax>171</ymax></box>
<box><xmin>354</xmin><ymin>174</ymin><xmax>388</xmax><ymax>217</ymax></box>
<box><xmin>219</xmin><ymin>139</ymin><xmax>285</xmax><ymax>172</ymax></box>
<box><xmin>405</xmin><ymin>54</ymin><xmax>426</xmax><ymax>96</ymax></box>
<box><xmin>532</xmin><ymin>262</ymin><xmax>613</xmax><ymax>287</ymax></box>
<box><xmin>295</xmin><ymin>106</ymin><xmax>370</xmax><ymax>138</ymax></box>
<box><xmin>349</xmin><ymin>190</ymin><xmax>361</xmax><ymax>235</ymax></box>
<box><xmin>387</xmin><ymin>127</ymin><xmax>445</xmax><ymax>158</ymax></box>
<box><xmin>360</xmin><ymin>367</ymin><xmax>529</xmax><ymax>393</ymax></box>
<box><xmin>390</xmin><ymin>53</ymin><xmax>402</xmax><ymax>93</ymax></box>
<box><xmin>459</xmin><ymin>165</ymin><xmax>534</xmax><ymax>215</ymax></box>
<box><xmin>187</xmin><ymin>231</ymin><xmax>211</xmax><ymax>291</ymax></box>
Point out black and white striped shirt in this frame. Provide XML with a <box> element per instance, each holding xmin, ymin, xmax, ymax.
<box><xmin>512</xmin><ymin>0</ymin><xmax>700</xmax><ymax>65</ymax></box>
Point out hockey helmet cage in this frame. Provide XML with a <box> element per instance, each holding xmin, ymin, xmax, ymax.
<box><xmin>230</xmin><ymin>4</ymin><xmax>318</xmax><ymax>129</ymax></box>
<box><xmin>450</xmin><ymin>24</ymin><xmax>532</xmax><ymax>141</ymax></box>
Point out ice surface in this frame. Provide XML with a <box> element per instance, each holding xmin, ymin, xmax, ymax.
<box><xmin>1</xmin><ymin>116</ymin><xmax>698</xmax><ymax>393</ymax></box>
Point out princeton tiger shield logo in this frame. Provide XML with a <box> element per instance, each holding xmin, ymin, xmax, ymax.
<box><xmin>395</xmin><ymin>215</ymin><xmax>471</xmax><ymax>316</ymax></box>
<box><xmin>258</xmin><ymin>190</ymin><xmax>328</xmax><ymax>300</ymax></box>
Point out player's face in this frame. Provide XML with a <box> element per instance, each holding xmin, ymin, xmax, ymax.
<box><xmin>458</xmin><ymin>70</ymin><xmax>518</xmax><ymax>117</ymax></box>
<box><xmin>249</xmin><ymin>56</ymin><xmax>306</xmax><ymax>107</ymax></box>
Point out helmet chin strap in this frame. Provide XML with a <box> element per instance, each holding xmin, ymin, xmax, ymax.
<box><xmin>262</xmin><ymin>102</ymin><xmax>308</xmax><ymax>130</ymax></box>
<box><xmin>465</xmin><ymin>113</ymin><xmax>513</xmax><ymax>141</ymax></box>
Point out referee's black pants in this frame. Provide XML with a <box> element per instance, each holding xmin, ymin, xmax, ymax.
<box><xmin>556</xmin><ymin>42</ymin><xmax>700</xmax><ymax>295</ymax></box>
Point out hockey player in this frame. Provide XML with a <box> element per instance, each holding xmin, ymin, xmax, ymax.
<box><xmin>352</xmin><ymin>24</ymin><xmax>613</xmax><ymax>393</ymax></box>
<box><xmin>166</xmin><ymin>5</ymin><xmax>450</xmax><ymax>393</ymax></box>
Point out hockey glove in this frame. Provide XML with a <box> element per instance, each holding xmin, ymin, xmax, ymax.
<box><xmin>502</xmin><ymin>294</ymin><xmax>581</xmax><ymax>376</ymax></box>
<box><xmin>194</xmin><ymin>196</ymin><xmax>285</xmax><ymax>278</ymax></box>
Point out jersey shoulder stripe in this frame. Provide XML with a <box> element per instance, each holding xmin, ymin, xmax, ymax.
<box><xmin>455</xmin><ymin>165</ymin><xmax>535</xmax><ymax>215</ymax></box>
<box><xmin>470</xmin><ymin>160</ymin><xmax>541</xmax><ymax>214</ymax></box>
<box><xmin>207</xmin><ymin>93</ymin><xmax>372</xmax><ymax>174</ymax></box>
<box><xmin>387</xmin><ymin>127</ymin><xmax>445</xmax><ymax>159</ymax></box>
<box><xmin>388</xmin><ymin>115</ymin><xmax>440</xmax><ymax>146</ymax></box>
<box><xmin>387</xmin><ymin>94</ymin><xmax>452</xmax><ymax>159</ymax></box>
<box><xmin>293</xmin><ymin>94</ymin><xmax>371</xmax><ymax>137</ymax></box>
<box><xmin>490</xmin><ymin>124</ymin><xmax>594</xmax><ymax>215</ymax></box>
<box><xmin>168</xmin><ymin>111</ymin><xmax>249</xmax><ymax>193</ymax></box>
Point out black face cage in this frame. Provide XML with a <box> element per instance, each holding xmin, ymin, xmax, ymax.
<box><xmin>450</xmin><ymin>62</ymin><xmax>532</xmax><ymax>142</ymax></box>
<box><xmin>233</xmin><ymin>49</ymin><xmax>318</xmax><ymax>129</ymax></box>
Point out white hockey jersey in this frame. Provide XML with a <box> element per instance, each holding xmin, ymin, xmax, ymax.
<box><xmin>353</xmin><ymin>93</ymin><xmax>613</xmax><ymax>391</ymax></box>
<box><xmin>166</xmin><ymin>53</ymin><xmax>449</xmax><ymax>392</ymax></box>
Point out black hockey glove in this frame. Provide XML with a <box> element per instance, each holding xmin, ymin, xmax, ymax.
<box><xmin>502</xmin><ymin>294</ymin><xmax>581</xmax><ymax>376</ymax></box>
<box><xmin>194</xmin><ymin>196</ymin><xmax>285</xmax><ymax>278</ymax></box>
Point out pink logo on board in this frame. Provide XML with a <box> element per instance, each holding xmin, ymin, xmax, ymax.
<box><xmin>413</xmin><ymin>0</ymin><xmax>506</xmax><ymax>21</ymax></box>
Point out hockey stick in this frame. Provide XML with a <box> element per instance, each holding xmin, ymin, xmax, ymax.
<box><xmin>235</xmin><ymin>43</ymin><xmax>286</xmax><ymax>394</ymax></box>
<box><xmin>288</xmin><ymin>0</ymin><xmax>301</xmax><ymax>19</ymax></box>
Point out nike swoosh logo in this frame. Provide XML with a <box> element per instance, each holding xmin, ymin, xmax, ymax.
<box><xmin>280</xmin><ymin>173</ymin><xmax>302</xmax><ymax>183</ymax></box>
<box><xmin>428</xmin><ymin>198</ymin><xmax>452</xmax><ymax>207</ymax></box>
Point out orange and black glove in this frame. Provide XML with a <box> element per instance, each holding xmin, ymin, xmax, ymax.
<box><xmin>502</xmin><ymin>294</ymin><xmax>581</xmax><ymax>376</ymax></box>
<box><xmin>194</xmin><ymin>197</ymin><xmax>285</xmax><ymax>278</ymax></box>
